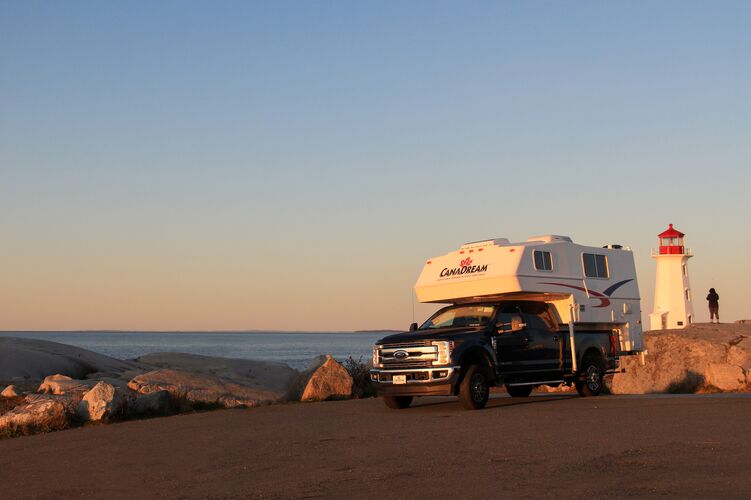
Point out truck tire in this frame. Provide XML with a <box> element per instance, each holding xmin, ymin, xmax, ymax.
<box><xmin>459</xmin><ymin>364</ymin><xmax>489</xmax><ymax>410</ymax></box>
<box><xmin>383</xmin><ymin>396</ymin><xmax>413</xmax><ymax>409</ymax></box>
<box><xmin>575</xmin><ymin>354</ymin><xmax>605</xmax><ymax>397</ymax></box>
<box><xmin>505</xmin><ymin>384</ymin><xmax>533</xmax><ymax>397</ymax></box>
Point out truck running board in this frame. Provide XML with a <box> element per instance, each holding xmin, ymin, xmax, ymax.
<box><xmin>506</xmin><ymin>380</ymin><xmax>565</xmax><ymax>387</ymax></box>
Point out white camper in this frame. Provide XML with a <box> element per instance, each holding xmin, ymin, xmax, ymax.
<box><xmin>414</xmin><ymin>235</ymin><xmax>644</xmax><ymax>354</ymax></box>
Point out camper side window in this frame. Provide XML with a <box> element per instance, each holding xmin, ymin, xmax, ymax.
<box><xmin>583</xmin><ymin>253</ymin><xmax>609</xmax><ymax>278</ymax></box>
<box><xmin>533</xmin><ymin>250</ymin><xmax>553</xmax><ymax>271</ymax></box>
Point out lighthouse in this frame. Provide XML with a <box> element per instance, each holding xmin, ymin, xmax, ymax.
<box><xmin>649</xmin><ymin>224</ymin><xmax>694</xmax><ymax>330</ymax></box>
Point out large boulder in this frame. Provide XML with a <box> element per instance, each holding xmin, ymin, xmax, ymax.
<box><xmin>38</xmin><ymin>374</ymin><xmax>97</xmax><ymax>396</ymax></box>
<box><xmin>133</xmin><ymin>353</ymin><xmax>299</xmax><ymax>395</ymax></box>
<box><xmin>77</xmin><ymin>381</ymin><xmax>126</xmax><ymax>422</ymax></box>
<box><xmin>0</xmin><ymin>396</ymin><xmax>68</xmax><ymax>432</ymax></box>
<box><xmin>0</xmin><ymin>337</ymin><xmax>146</xmax><ymax>384</ymax></box>
<box><xmin>611</xmin><ymin>324</ymin><xmax>751</xmax><ymax>394</ymax></box>
<box><xmin>128</xmin><ymin>369</ymin><xmax>282</xmax><ymax>408</ymax></box>
<box><xmin>288</xmin><ymin>355</ymin><xmax>353</xmax><ymax>402</ymax></box>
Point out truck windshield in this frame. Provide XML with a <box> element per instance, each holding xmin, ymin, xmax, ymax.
<box><xmin>420</xmin><ymin>305</ymin><xmax>497</xmax><ymax>329</ymax></box>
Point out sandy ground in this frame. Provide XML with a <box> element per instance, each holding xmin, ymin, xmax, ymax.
<box><xmin>2</xmin><ymin>393</ymin><xmax>751</xmax><ymax>499</ymax></box>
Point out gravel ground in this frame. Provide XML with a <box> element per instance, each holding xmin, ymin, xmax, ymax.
<box><xmin>1</xmin><ymin>393</ymin><xmax>751</xmax><ymax>499</ymax></box>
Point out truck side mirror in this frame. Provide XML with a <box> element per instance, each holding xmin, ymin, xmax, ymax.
<box><xmin>495</xmin><ymin>322</ymin><xmax>511</xmax><ymax>333</ymax></box>
<box><xmin>511</xmin><ymin>317</ymin><xmax>526</xmax><ymax>332</ymax></box>
<box><xmin>409</xmin><ymin>322</ymin><xmax>418</xmax><ymax>332</ymax></box>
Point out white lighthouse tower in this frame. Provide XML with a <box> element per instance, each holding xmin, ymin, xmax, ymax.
<box><xmin>649</xmin><ymin>224</ymin><xmax>694</xmax><ymax>330</ymax></box>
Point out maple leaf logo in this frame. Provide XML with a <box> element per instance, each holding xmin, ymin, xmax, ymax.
<box><xmin>460</xmin><ymin>257</ymin><xmax>473</xmax><ymax>267</ymax></box>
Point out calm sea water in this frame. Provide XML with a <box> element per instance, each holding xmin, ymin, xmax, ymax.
<box><xmin>0</xmin><ymin>331</ymin><xmax>392</xmax><ymax>370</ymax></box>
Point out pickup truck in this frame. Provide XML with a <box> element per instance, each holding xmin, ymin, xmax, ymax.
<box><xmin>370</xmin><ymin>300</ymin><xmax>619</xmax><ymax>410</ymax></box>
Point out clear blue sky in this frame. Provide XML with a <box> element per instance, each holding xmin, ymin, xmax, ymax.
<box><xmin>1</xmin><ymin>1</ymin><xmax>749</xmax><ymax>330</ymax></box>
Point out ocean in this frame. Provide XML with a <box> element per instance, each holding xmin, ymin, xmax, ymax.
<box><xmin>0</xmin><ymin>331</ymin><xmax>392</xmax><ymax>370</ymax></box>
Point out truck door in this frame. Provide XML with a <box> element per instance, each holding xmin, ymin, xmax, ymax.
<box><xmin>521</xmin><ymin>313</ymin><xmax>562</xmax><ymax>374</ymax></box>
<box><xmin>493</xmin><ymin>312</ymin><xmax>532</xmax><ymax>374</ymax></box>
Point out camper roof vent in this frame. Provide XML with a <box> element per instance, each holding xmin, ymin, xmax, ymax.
<box><xmin>603</xmin><ymin>244</ymin><xmax>623</xmax><ymax>250</ymax></box>
<box><xmin>526</xmin><ymin>235</ymin><xmax>573</xmax><ymax>243</ymax></box>
<box><xmin>460</xmin><ymin>238</ymin><xmax>510</xmax><ymax>250</ymax></box>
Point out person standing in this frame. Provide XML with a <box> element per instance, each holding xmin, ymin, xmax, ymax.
<box><xmin>707</xmin><ymin>288</ymin><xmax>720</xmax><ymax>323</ymax></box>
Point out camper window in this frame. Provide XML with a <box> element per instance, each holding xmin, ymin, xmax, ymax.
<box><xmin>583</xmin><ymin>253</ymin><xmax>609</xmax><ymax>278</ymax></box>
<box><xmin>533</xmin><ymin>250</ymin><xmax>553</xmax><ymax>271</ymax></box>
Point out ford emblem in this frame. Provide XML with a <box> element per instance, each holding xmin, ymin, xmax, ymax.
<box><xmin>393</xmin><ymin>350</ymin><xmax>409</xmax><ymax>360</ymax></box>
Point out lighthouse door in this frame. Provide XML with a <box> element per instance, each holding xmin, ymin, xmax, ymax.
<box><xmin>661</xmin><ymin>315</ymin><xmax>667</xmax><ymax>329</ymax></box>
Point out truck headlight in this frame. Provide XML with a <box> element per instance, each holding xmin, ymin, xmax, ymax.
<box><xmin>432</xmin><ymin>341</ymin><xmax>451</xmax><ymax>366</ymax></box>
<box><xmin>372</xmin><ymin>345</ymin><xmax>381</xmax><ymax>367</ymax></box>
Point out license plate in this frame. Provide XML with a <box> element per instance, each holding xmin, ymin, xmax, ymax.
<box><xmin>392</xmin><ymin>375</ymin><xmax>407</xmax><ymax>385</ymax></box>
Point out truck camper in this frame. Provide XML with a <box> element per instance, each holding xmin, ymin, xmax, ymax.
<box><xmin>370</xmin><ymin>235</ymin><xmax>644</xmax><ymax>410</ymax></box>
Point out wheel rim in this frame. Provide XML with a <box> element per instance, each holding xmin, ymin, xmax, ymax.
<box><xmin>470</xmin><ymin>372</ymin><xmax>487</xmax><ymax>403</ymax></box>
<box><xmin>586</xmin><ymin>365</ymin><xmax>601</xmax><ymax>391</ymax></box>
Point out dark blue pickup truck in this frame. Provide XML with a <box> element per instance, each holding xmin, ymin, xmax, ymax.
<box><xmin>370</xmin><ymin>300</ymin><xmax>619</xmax><ymax>410</ymax></box>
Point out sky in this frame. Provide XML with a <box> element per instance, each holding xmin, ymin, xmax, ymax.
<box><xmin>1</xmin><ymin>1</ymin><xmax>749</xmax><ymax>331</ymax></box>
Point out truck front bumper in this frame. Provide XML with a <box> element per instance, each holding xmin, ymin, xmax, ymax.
<box><xmin>370</xmin><ymin>366</ymin><xmax>461</xmax><ymax>397</ymax></box>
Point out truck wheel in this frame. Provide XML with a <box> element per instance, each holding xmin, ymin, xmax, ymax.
<box><xmin>459</xmin><ymin>364</ymin><xmax>489</xmax><ymax>410</ymax></box>
<box><xmin>383</xmin><ymin>396</ymin><xmax>413</xmax><ymax>409</ymax></box>
<box><xmin>575</xmin><ymin>354</ymin><xmax>605</xmax><ymax>397</ymax></box>
<box><xmin>505</xmin><ymin>384</ymin><xmax>533</xmax><ymax>397</ymax></box>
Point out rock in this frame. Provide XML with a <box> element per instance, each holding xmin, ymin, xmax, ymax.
<box><xmin>84</xmin><ymin>371</ymin><xmax>121</xmax><ymax>381</ymax></box>
<box><xmin>133</xmin><ymin>353</ymin><xmax>299</xmax><ymax>395</ymax></box>
<box><xmin>727</xmin><ymin>345</ymin><xmax>748</xmax><ymax>366</ymax></box>
<box><xmin>611</xmin><ymin>324</ymin><xmax>751</xmax><ymax>394</ymax></box>
<box><xmin>0</xmin><ymin>337</ymin><xmax>147</xmax><ymax>383</ymax></box>
<box><xmin>535</xmin><ymin>384</ymin><xmax>574</xmax><ymax>393</ymax></box>
<box><xmin>288</xmin><ymin>355</ymin><xmax>353</xmax><ymax>402</ymax></box>
<box><xmin>8</xmin><ymin>378</ymin><xmax>42</xmax><ymax>394</ymax></box>
<box><xmin>25</xmin><ymin>393</ymin><xmax>81</xmax><ymax>414</ymax></box>
<box><xmin>1</xmin><ymin>385</ymin><xmax>21</xmax><ymax>398</ymax></box>
<box><xmin>38</xmin><ymin>374</ymin><xmax>97</xmax><ymax>396</ymax></box>
<box><xmin>0</xmin><ymin>396</ymin><xmax>67</xmax><ymax>432</ymax></box>
<box><xmin>129</xmin><ymin>390</ymin><xmax>170</xmax><ymax>416</ymax></box>
<box><xmin>77</xmin><ymin>382</ymin><xmax>126</xmax><ymax>422</ymax></box>
<box><xmin>128</xmin><ymin>369</ymin><xmax>282</xmax><ymax>408</ymax></box>
<box><xmin>704</xmin><ymin>363</ymin><xmax>745</xmax><ymax>391</ymax></box>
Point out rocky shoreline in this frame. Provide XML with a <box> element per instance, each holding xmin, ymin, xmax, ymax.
<box><xmin>610</xmin><ymin>322</ymin><xmax>751</xmax><ymax>393</ymax></box>
<box><xmin>0</xmin><ymin>337</ymin><xmax>359</xmax><ymax>436</ymax></box>
<box><xmin>3</xmin><ymin>322</ymin><xmax>751</xmax><ymax>437</ymax></box>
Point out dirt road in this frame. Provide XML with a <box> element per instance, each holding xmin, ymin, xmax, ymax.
<box><xmin>1</xmin><ymin>393</ymin><xmax>750</xmax><ymax>499</ymax></box>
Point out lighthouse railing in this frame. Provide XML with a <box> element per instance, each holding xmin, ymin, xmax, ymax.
<box><xmin>651</xmin><ymin>247</ymin><xmax>692</xmax><ymax>256</ymax></box>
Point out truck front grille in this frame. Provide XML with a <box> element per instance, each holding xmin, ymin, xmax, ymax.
<box><xmin>380</xmin><ymin>340</ymin><xmax>431</xmax><ymax>349</ymax></box>
<box><xmin>375</xmin><ymin>341</ymin><xmax>437</xmax><ymax>369</ymax></box>
<box><xmin>381</xmin><ymin>360</ymin><xmax>433</xmax><ymax>369</ymax></box>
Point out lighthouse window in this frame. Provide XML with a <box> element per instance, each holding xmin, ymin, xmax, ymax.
<box><xmin>583</xmin><ymin>253</ymin><xmax>609</xmax><ymax>278</ymax></box>
<box><xmin>533</xmin><ymin>250</ymin><xmax>553</xmax><ymax>271</ymax></box>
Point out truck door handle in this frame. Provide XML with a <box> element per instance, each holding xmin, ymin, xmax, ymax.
<box><xmin>553</xmin><ymin>335</ymin><xmax>559</xmax><ymax>341</ymax></box>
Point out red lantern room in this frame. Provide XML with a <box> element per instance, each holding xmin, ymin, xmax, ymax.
<box><xmin>658</xmin><ymin>224</ymin><xmax>685</xmax><ymax>255</ymax></box>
